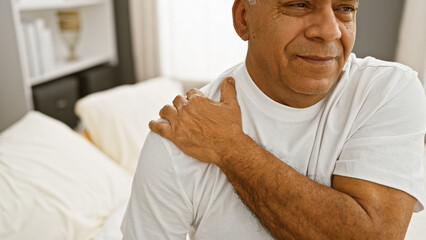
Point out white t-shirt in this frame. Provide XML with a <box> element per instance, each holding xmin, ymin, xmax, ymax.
<box><xmin>121</xmin><ymin>54</ymin><xmax>426</xmax><ymax>240</ymax></box>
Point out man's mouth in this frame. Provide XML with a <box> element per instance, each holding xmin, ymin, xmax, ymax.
<box><xmin>297</xmin><ymin>55</ymin><xmax>336</xmax><ymax>65</ymax></box>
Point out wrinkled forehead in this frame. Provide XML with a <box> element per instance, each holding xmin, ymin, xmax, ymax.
<box><xmin>249</xmin><ymin>0</ymin><xmax>360</xmax><ymax>5</ymax></box>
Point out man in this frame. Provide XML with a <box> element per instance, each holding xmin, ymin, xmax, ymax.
<box><xmin>122</xmin><ymin>0</ymin><xmax>426</xmax><ymax>239</ymax></box>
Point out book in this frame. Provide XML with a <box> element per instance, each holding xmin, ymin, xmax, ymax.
<box><xmin>22</xmin><ymin>21</ymin><xmax>41</xmax><ymax>79</ymax></box>
<box><xmin>33</xmin><ymin>18</ymin><xmax>46</xmax><ymax>75</ymax></box>
<box><xmin>22</xmin><ymin>18</ymin><xmax>56</xmax><ymax>83</ymax></box>
<box><xmin>34</xmin><ymin>18</ymin><xmax>56</xmax><ymax>76</ymax></box>
<box><xmin>41</xmin><ymin>26</ymin><xmax>55</xmax><ymax>73</ymax></box>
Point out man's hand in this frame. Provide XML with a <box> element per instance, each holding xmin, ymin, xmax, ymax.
<box><xmin>149</xmin><ymin>77</ymin><xmax>243</xmax><ymax>166</ymax></box>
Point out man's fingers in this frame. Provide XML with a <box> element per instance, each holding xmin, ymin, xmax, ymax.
<box><xmin>187</xmin><ymin>88</ymin><xmax>205</xmax><ymax>100</ymax></box>
<box><xmin>173</xmin><ymin>95</ymin><xmax>187</xmax><ymax>110</ymax></box>
<box><xmin>159</xmin><ymin>104</ymin><xmax>177</xmax><ymax>123</ymax></box>
<box><xmin>149</xmin><ymin>120</ymin><xmax>172</xmax><ymax>140</ymax></box>
<box><xmin>220</xmin><ymin>77</ymin><xmax>237</xmax><ymax>103</ymax></box>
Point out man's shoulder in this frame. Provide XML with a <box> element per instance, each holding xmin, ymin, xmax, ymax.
<box><xmin>200</xmin><ymin>62</ymin><xmax>245</xmax><ymax>101</ymax></box>
<box><xmin>348</xmin><ymin>54</ymin><xmax>418</xmax><ymax>84</ymax></box>
<box><xmin>334</xmin><ymin>54</ymin><xmax>426</xmax><ymax>134</ymax></box>
<box><xmin>143</xmin><ymin>131</ymin><xmax>210</xmax><ymax>171</ymax></box>
<box><xmin>142</xmin><ymin>131</ymin><xmax>224</xmax><ymax>203</ymax></box>
<box><xmin>350</xmin><ymin>54</ymin><xmax>414</xmax><ymax>72</ymax></box>
<box><xmin>345</xmin><ymin>54</ymin><xmax>420</xmax><ymax>99</ymax></box>
<box><xmin>144</xmin><ymin>131</ymin><xmax>190</xmax><ymax>161</ymax></box>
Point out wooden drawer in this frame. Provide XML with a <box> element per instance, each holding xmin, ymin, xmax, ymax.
<box><xmin>32</xmin><ymin>77</ymin><xmax>79</xmax><ymax>128</ymax></box>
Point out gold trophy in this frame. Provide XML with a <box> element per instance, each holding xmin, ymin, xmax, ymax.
<box><xmin>58</xmin><ymin>10</ymin><xmax>81</xmax><ymax>62</ymax></box>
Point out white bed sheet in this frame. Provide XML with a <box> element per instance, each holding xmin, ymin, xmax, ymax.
<box><xmin>0</xmin><ymin>111</ymin><xmax>132</xmax><ymax>240</ymax></box>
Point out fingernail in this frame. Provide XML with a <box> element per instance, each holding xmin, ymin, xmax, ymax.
<box><xmin>228</xmin><ymin>78</ymin><xmax>235</xmax><ymax>84</ymax></box>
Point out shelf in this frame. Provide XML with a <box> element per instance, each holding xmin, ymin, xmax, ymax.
<box><xmin>18</xmin><ymin>0</ymin><xmax>105</xmax><ymax>12</ymax></box>
<box><xmin>30</xmin><ymin>53</ymin><xmax>114</xmax><ymax>86</ymax></box>
<box><xmin>0</xmin><ymin>0</ymin><xmax>117</xmax><ymax>129</ymax></box>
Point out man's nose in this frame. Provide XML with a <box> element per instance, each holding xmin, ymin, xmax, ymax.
<box><xmin>305</xmin><ymin>8</ymin><xmax>342</xmax><ymax>43</ymax></box>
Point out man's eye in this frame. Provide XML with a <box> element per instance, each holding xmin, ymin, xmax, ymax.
<box><xmin>290</xmin><ymin>3</ymin><xmax>308</xmax><ymax>8</ymax></box>
<box><xmin>340</xmin><ymin>6</ymin><xmax>356</xmax><ymax>12</ymax></box>
<box><xmin>281</xmin><ymin>2</ymin><xmax>311</xmax><ymax>16</ymax></box>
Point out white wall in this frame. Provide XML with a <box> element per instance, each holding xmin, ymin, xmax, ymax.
<box><xmin>157</xmin><ymin>0</ymin><xmax>248</xmax><ymax>82</ymax></box>
<box><xmin>352</xmin><ymin>0</ymin><xmax>404</xmax><ymax>61</ymax></box>
<box><xmin>0</xmin><ymin>0</ymin><xmax>31</xmax><ymax>132</ymax></box>
<box><xmin>395</xmin><ymin>0</ymin><xmax>426</xmax><ymax>89</ymax></box>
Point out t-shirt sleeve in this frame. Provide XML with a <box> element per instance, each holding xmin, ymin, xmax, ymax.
<box><xmin>334</xmin><ymin>72</ymin><xmax>426</xmax><ymax>212</ymax></box>
<box><xmin>121</xmin><ymin>131</ymin><xmax>193</xmax><ymax>239</ymax></box>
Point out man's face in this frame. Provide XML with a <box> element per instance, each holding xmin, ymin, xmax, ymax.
<box><xmin>244</xmin><ymin>0</ymin><xmax>358</xmax><ymax>101</ymax></box>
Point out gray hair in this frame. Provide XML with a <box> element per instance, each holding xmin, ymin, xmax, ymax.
<box><xmin>246</xmin><ymin>0</ymin><xmax>259</xmax><ymax>5</ymax></box>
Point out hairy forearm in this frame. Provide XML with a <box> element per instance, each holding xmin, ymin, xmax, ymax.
<box><xmin>218</xmin><ymin>133</ymin><xmax>376</xmax><ymax>240</ymax></box>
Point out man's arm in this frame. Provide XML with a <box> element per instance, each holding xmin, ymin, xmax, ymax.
<box><xmin>150</xmin><ymin>78</ymin><xmax>417</xmax><ymax>240</ymax></box>
<box><xmin>121</xmin><ymin>132</ymin><xmax>192</xmax><ymax>239</ymax></box>
<box><xmin>212</xmin><ymin>131</ymin><xmax>416</xmax><ymax>239</ymax></box>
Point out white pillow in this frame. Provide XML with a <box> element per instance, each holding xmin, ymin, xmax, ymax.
<box><xmin>75</xmin><ymin>77</ymin><xmax>184</xmax><ymax>173</ymax></box>
<box><xmin>0</xmin><ymin>111</ymin><xmax>132</xmax><ymax>240</ymax></box>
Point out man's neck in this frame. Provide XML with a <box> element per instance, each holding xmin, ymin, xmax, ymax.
<box><xmin>245</xmin><ymin>57</ymin><xmax>332</xmax><ymax>109</ymax></box>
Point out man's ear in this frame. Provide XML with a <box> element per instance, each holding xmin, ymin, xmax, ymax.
<box><xmin>233</xmin><ymin>0</ymin><xmax>250</xmax><ymax>41</ymax></box>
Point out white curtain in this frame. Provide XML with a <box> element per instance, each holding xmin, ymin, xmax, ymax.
<box><xmin>395</xmin><ymin>0</ymin><xmax>426</xmax><ymax>90</ymax></box>
<box><xmin>129</xmin><ymin>0</ymin><xmax>160</xmax><ymax>82</ymax></box>
<box><xmin>156</xmin><ymin>0</ymin><xmax>248</xmax><ymax>82</ymax></box>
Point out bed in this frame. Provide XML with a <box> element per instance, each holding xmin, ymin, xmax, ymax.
<box><xmin>0</xmin><ymin>76</ymin><xmax>184</xmax><ymax>240</ymax></box>
<box><xmin>1</xmin><ymin>76</ymin><xmax>425</xmax><ymax>240</ymax></box>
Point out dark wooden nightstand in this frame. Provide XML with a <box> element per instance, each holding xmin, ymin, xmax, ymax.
<box><xmin>32</xmin><ymin>77</ymin><xmax>80</xmax><ymax>128</ymax></box>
